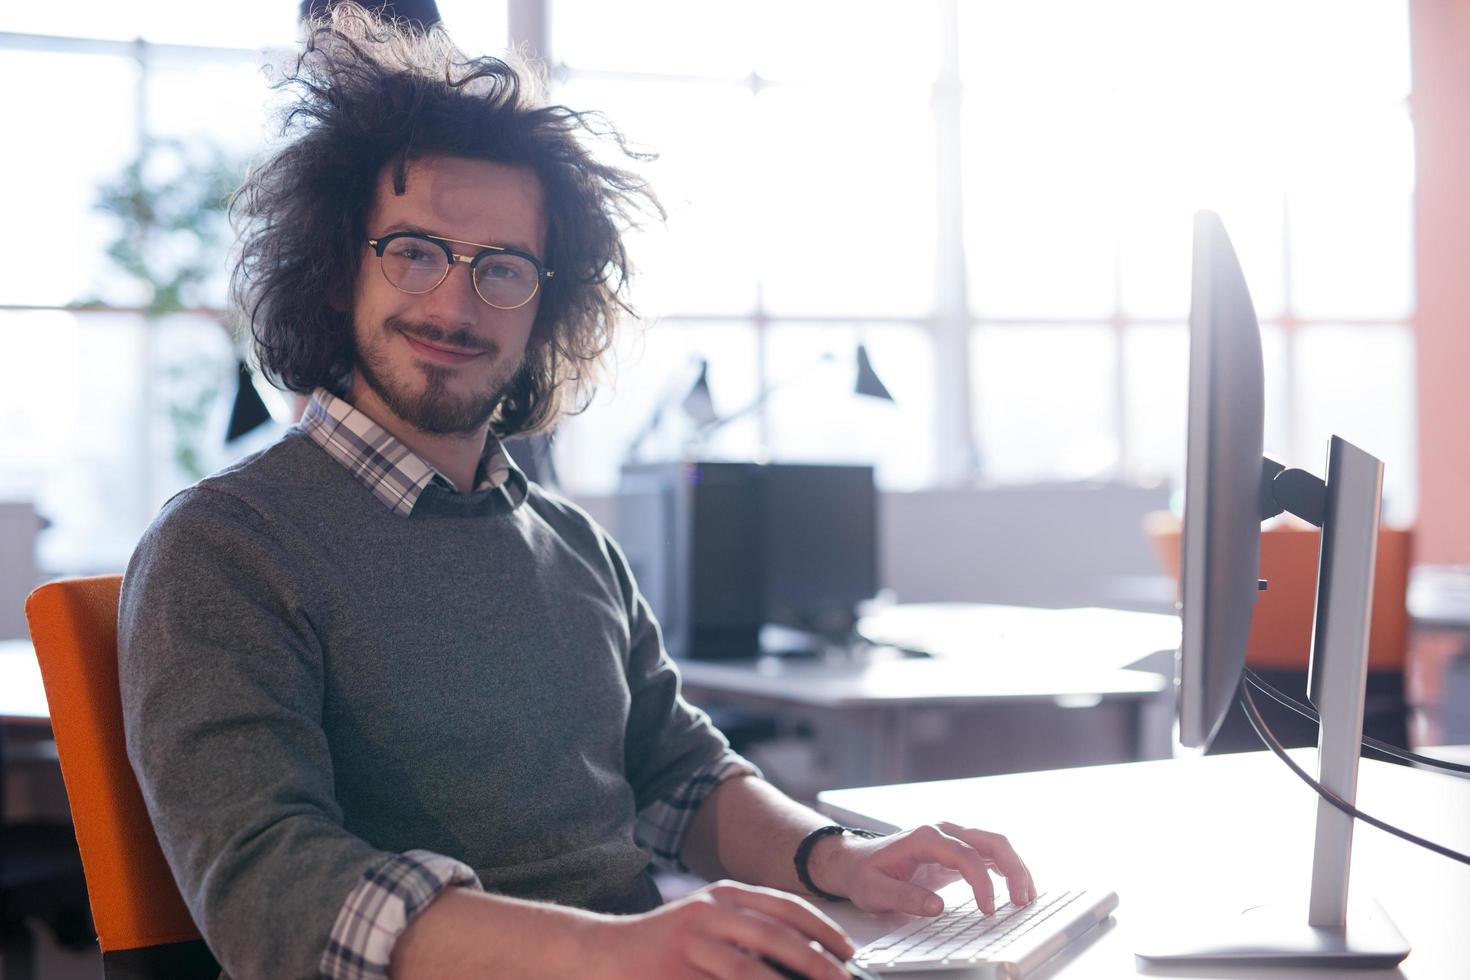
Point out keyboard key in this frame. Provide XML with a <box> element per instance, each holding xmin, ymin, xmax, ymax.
<box><xmin>856</xmin><ymin>890</ymin><xmax>1091</xmax><ymax>966</ymax></box>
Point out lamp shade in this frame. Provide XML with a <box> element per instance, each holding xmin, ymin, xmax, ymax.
<box><xmin>681</xmin><ymin>359</ymin><xmax>719</xmax><ymax>425</ymax></box>
<box><xmin>226</xmin><ymin>361</ymin><xmax>274</xmax><ymax>443</ymax></box>
<box><xmin>855</xmin><ymin>343</ymin><xmax>895</xmax><ymax>402</ymax></box>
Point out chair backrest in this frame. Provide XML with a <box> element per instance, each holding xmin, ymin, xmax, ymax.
<box><xmin>22</xmin><ymin>576</ymin><xmax>203</xmax><ymax>955</ymax></box>
<box><xmin>1146</xmin><ymin>517</ymin><xmax>1413</xmax><ymax>671</ymax></box>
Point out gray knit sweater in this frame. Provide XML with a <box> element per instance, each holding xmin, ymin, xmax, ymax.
<box><xmin>118</xmin><ymin>430</ymin><xmax>735</xmax><ymax>978</ymax></box>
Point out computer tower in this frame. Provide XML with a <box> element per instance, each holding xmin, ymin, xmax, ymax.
<box><xmin>619</xmin><ymin>462</ymin><xmax>766</xmax><ymax>659</ymax></box>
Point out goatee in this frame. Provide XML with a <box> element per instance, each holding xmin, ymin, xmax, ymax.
<box><xmin>354</xmin><ymin>316</ymin><xmax>520</xmax><ymax>435</ymax></box>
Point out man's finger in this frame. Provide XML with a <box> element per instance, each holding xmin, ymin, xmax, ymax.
<box><xmin>851</xmin><ymin>869</ymin><xmax>946</xmax><ymax>917</ymax></box>
<box><xmin>687</xmin><ymin>936</ymin><xmax>783</xmax><ymax>980</ymax></box>
<box><xmin>938</xmin><ymin>823</ymin><xmax>1036</xmax><ymax>905</ymax></box>
<box><xmin>708</xmin><ymin>908</ymin><xmax>851</xmax><ymax>980</ymax></box>
<box><xmin>894</xmin><ymin>827</ymin><xmax>997</xmax><ymax>913</ymax></box>
<box><xmin>712</xmin><ymin>882</ymin><xmax>854</xmax><ymax>959</ymax></box>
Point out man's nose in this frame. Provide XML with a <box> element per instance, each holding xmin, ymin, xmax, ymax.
<box><xmin>419</xmin><ymin>260</ymin><xmax>483</xmax><ymax>324</ymax></box>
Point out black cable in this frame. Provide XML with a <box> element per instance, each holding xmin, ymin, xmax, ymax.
<box><xmin>1243</xmin><ymin>668</ymin><xmax>1470</xmax><ymax>777</ymax></box>
<box><xmin>1238</xmin><ymin>679</ymin><xmax>1470</xmax><ymax>866</ymax></box>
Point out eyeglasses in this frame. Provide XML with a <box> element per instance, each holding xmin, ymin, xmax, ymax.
<box><xmin>367</xmin><ymin>231</ymin><xmax>554</xmax><ymax>311</ymax></box>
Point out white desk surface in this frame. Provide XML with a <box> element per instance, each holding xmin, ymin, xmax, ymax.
<box><xmin>676</xmin><ymin>652</ymin><xmax>1167</xmax><ymax>709</ymax></box>
<box><xmin>817</xmin><ymin>750</ymin><xmax>1470</xmax><ymax>979</ymax></box>
<box><xmin>858</xmin><ymin>604</ymin><xmax>1182</xmax><ymax>671</ymax></box>
<box><xmin>678</xmin><ymin>604</ymin><xmax>1178</xmax><ymax>709</ymax></box>
<box><xmin>0</xmin><ymin>637</ymin><xmax>48</xmax><ymax>725</ymax></box>
<box><xmin>3</xmin><ymin>604</ymin><xmax>1180</xmax><ymax>722</ymax></box>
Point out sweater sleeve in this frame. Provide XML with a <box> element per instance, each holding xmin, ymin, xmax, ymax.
<box><xmin>119</xmin><ymin>487</ymin><xmax>448</xmax><ymax>979</ymax></box>
<box><xmin>597</xmin><ymin>531</ymin><xmax>762</xmax><ymax>823</ymax></box>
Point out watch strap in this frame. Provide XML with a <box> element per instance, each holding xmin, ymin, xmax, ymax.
<box><xmin>793</xmin><ymin>825</ymin><xmax>883</xmax><ymax>902</ymax></box>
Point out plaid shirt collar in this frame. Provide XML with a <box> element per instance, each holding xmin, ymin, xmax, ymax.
<box><xmin>299</xmin><ymin>388</ymin><xmax>526</xmax><ymax>517</ymax></box>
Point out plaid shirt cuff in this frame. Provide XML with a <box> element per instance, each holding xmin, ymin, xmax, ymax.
<box><xmin>636</xmin><ymin>752</ymin><xmax>762</xmax><ymax>874</ymax></box>
<box><xmin>320</xmin><ymin>850</ymin><xmax>483</xmax><ymax>979</ymax></box>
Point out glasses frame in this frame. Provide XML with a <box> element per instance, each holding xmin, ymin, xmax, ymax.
<box><xmin>367</xmin><ymin>231</ymin><xmax>555</xmax><ymax>311</ymax></box>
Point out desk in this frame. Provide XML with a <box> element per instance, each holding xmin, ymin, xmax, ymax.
<box><xmin>816</xmin><ymin>751</ymin><xmax>1470</xmax><ymax>979</ymax></box>
<box><xmin>677</xmin><ymin>605</ymin><xmax>1179</xmax><ymax>791</ymax></box>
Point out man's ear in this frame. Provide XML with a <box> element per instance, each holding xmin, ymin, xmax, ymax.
<box><xmin>326</xmin><ymin>277</ymin><xmax>353</xmax><ymax>315</ymax></box>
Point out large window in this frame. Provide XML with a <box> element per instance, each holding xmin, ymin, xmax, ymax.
<box><xmin>0</xmin><ymin>2</ymin><xmax>506</xmax><ymax>572</ymax></box>
<box><xmin>0</xmin><ymin>0</ymin><xmax>1416</xmax><ymax>575</ymax></box>
<box><xmin>548</xmin><ymin>1</ymin><xmax>945</xmax><ymax>492</ymax></box>
<box><xmin>552</xmin><ymin>0</ymin><xmax>1416</xmax><ymax>517</ymax></box>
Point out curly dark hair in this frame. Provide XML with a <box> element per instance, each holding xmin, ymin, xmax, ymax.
<box><xmin>231</xmin><ymin>3</ymin><xmax>661</xmax><ymax>437</ymax></box>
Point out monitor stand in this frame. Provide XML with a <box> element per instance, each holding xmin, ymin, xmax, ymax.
<box><xmin>1136</xmin><ymin>436</ymin><xmax>1410</xmax><ymax>968</ymax></box>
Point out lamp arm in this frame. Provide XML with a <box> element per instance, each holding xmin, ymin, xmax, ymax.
<box><xmin>622</xmin><ymin>401</ymin><xmax>666</xmax><ymax>465</ymax></box>
<box><xmin>697</xmin><ymin>352</ymin><xmax>836</xmax><ymax>439</ymax></box>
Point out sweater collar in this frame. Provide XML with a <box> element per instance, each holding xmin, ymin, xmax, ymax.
<box><xmin>299</xmin><ymin>388</ymin><xmax>527</xmax><ymax>517</ymax></box>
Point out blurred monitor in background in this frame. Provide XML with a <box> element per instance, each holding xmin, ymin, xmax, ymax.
<box><xmin>618</xmin><ymin>461</ymin><xmax>878</xmax><ymax>660</ymax></box>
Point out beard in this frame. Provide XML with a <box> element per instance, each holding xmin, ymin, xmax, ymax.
<box><xmin>353</xmin><ymin>315</ymin><xmax>524</xmax><ymax>435</ymax></box>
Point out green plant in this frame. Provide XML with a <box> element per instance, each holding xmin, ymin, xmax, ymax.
<box><xmin>82</xmin><ymin>138</ymin><xmax>247</xmax><ymax>480</ymax></box>
<box><xmin>85</xmin><ymin>137</ymin><xmax>243</xmax><ymax>314</ymax></box>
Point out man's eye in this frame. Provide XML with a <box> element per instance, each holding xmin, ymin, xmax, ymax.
<box><xmin>481</xmin><ymin>261</ymin><xmax>522</xmax><ymax>280</ymax></box>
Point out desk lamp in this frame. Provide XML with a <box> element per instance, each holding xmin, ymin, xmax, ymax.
<box><xmin>691</xmin><ymin>344</ymin><xmax>895</xmax><ymax>452</ymax></box>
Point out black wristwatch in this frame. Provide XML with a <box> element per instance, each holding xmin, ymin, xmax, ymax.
<box><xmin>793</xmin><ymin>825</ymin><xmax>884</xmax><ymax>902</ymax></box>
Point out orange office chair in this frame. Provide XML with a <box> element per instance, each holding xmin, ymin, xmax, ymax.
<box><xmin>23</xmin><ymin>576</ymin><xmax>219</xmax><ymax>979</ymax></box>
<box><xmin>1145</xmin><ymin>517</ymin><xmax>1413</xmax><ymax>753</ymax></box>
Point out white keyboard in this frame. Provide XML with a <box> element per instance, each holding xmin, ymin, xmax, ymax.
<box><xmin>854</xmin><ymin>886</ymin><xmax>1118</xmax><ymax>975</ymax></box>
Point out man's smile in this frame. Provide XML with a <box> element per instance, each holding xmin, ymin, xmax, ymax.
<box><xmin>399</xmin><ymin>329</ymin><xmax>488</xmax><ymax>365</ymax></box>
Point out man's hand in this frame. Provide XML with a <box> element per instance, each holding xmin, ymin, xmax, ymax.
<box><xmin>810</xmin><ymin>822</ymin><xmax>1036</xmax><ymax>917</ymax></box>
<box><xmin>590</xmin><ymin>880</ymin><xmax>856</xmax><ymax>980</ymax></box>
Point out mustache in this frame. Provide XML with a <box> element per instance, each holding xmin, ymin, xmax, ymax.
<box><xmin>386</xmin><ymin>317</ymin><xmax>499</xmax><ymax>356</ymax></box>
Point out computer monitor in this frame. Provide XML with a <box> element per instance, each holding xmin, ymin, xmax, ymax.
<box><xmin>617</xmin><ymin>461</ymin><xmax>879</xmax><ymax>660</ymax></box>
<box><xmin>1176</xmin><ymin>209</ymin><xmax>1267</xmax><ymax>751</ymax></box>
<box><xmin>1136</xmin><ymin>211</ymin><xmax>1409</xmax><ymax>966</ymax></box>
<box><xmin>762</xmin><ymin>463</ymin><xmax>879</xmax><ymax>640</ymax></box>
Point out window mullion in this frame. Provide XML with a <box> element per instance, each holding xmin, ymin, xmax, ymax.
<box><xmin>933</xmin><ymin>0</ymin><xmax>975</xmax><ymax>486</ymax></box>
<box><xmin>507</xmin><ymin>0</ymin><xmax>551</xmax><ymax>65</ymax></box>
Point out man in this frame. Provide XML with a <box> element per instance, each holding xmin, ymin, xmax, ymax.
<box><xmin>118</xmin><ymin>7</ymin><xmax>1035</xmax><ymax>978</ymax></box>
